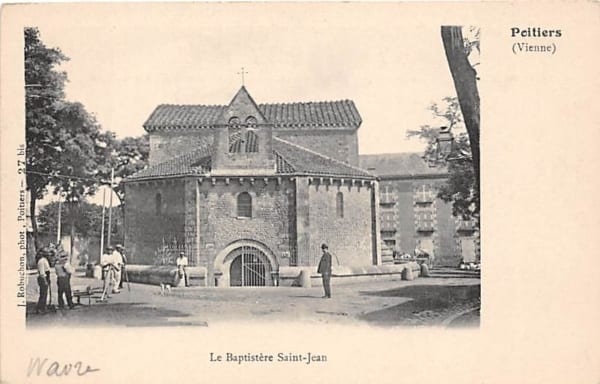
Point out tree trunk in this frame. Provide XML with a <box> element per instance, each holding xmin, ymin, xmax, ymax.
<box><xmin>441</xmin><ymin>26</ymin><xmax>480</xmax><ymax>191</ymax></box>
<box><xmin>30</xmin><ymin>193</ymin><xmax>40</xmax><ymax>251</ymax></box>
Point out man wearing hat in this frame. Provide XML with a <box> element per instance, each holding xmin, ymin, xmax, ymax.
<box><xmin>54</xmin><ymin>251</ymin><xmax>75</xmax><ymax>309</ymax></box>
<box><xmin>35</xmin><ymin>248</ymin><xmax>51</xmax><ymax>314</ymax></box>
<box><xmin>110</xmin><ymin>245</ymin><xmax>124</xmax><ymax>293</ymax></box>
<box><xmin>115</xmin><ymin>245</ymin><xmax>127</xmax><ymax>289</ymax></box>
<box><xmin>101</xmin><ymin>246</ymin><xmax>118</xmax><ymax>295</ymax></box>
<box><xmin>317</xmin><ymin>243</ymin><xmax>333</xmax><ymax>298</ymax></box>
<box><xmin>176</xmin><ymin>252</ymin><xmax>189</xmax><ymax>287</ymax></box>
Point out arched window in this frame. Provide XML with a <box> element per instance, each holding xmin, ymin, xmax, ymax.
<box><xmin>245</xmin><ymin>116</ymin><xmax>257</xmax><ymax>127</ymax></box>
<box><xmin>245</xmin><ymin>130</ymin><xmax>259</xmax><ymax>152</ymax></box>
<box><xmin>244</xmin><ymin>116</ymin><xmax>259</xmax><ymax>152</ymax></box>
<box><xmin>155</xmin><ymin>193</ymin><xmax>162</xmax><ymax>216</ymax></box>
<box><xmin>336</xmin><ymin>192</ymin><xmax>344</xmax><ymax>218</ymax></box>
<box><xmin>228</xmin><ymin>117</ymin><xmax>242</xmax><ymax>152</ymax></box>
<box><xmin>237</xmin><ymin>192</ymin><xmax>252</xmax><ymax>218</ymax></box>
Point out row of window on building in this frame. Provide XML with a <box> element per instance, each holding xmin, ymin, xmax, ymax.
<box><xmin>153</xmin><ymin>191</ymin><xmax>346</xmax><ymax>219</ymax></box>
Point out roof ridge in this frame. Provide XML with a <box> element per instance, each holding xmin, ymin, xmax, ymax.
<box><xmin>360</xmin><ymin>152</ymin><xmax>425</xmax><ymax>157</ymax></box>
<box><xmin>273</xmin><ymin>137</ymin><xmax>375</xmax><ymax>177</ymax></box>
<box><xmin>156</xmin><ymin>103</ymin><xmax>225</xmax><ymax>107</ymax></box>
<box><xmin>257</xmin><ymin>99</ymin><xmax>356</xmax><ymax>107</ymax></box>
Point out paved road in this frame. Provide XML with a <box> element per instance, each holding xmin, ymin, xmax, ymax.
<box><xmin>25</xmin><ymin>270</ymin><xmax>480</xmax><ymax>328</ymax></box>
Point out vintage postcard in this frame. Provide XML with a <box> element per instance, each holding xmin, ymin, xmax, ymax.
<box><xmin>1</xmin><ymin>2</ymin><xmax>598</xmax><ymax>383</ymax></box>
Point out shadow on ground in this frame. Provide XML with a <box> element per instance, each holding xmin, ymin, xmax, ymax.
<box><xmin>358</xmin><ymin>284</ymin><xmax>481</xmax><ymax>327</ymax></box>
<box><xmin>25</xmin><ymin>301</ymin><xmax>207</xmax><ymax>327</ymax></box>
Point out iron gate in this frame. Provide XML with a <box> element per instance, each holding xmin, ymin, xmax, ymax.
<box><xmin>229</xmin><ymin>246</ymin><xmax>268</xmax><ymax>287</ymax></box>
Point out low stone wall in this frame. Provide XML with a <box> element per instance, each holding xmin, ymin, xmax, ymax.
<box><xmin>125</xmin><ymin>265</ymin><xmax>207</xmax><ymax>286</ymax></box>
<box><xmin>124</xmin><ymin>262</ymin><xmax>418</xmax><ymax>288</ymax></box>
<box><xmin>279</xmin><ymin>262</ymin><xmax>421</xmax><ymax>287</ymax></box>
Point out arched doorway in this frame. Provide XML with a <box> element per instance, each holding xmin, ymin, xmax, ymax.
<box><xmin>214</xmin><ymin>241</ymin><xmax>277</xmax><ymax>287</ymax></box>
<box><xmin>229</xmin><ymin>246</ymin><xmax>268</xmax><ymax>286</ymax></box>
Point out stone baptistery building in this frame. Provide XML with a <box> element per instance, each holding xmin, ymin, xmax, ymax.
<box><xmin>124</xmin><ymin>87</ymin><xmax>381</xmax><ymax>287</ymax></box>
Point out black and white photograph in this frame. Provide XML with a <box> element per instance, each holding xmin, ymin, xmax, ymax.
<box><xmin>21</xmin><ymin>13</ymin><xmax>480</xmax><ymax>329</ymax></box>
<box><xmin>1</xmin><ymin>2</ymin><xmax>599</xmax><ymax>384</ymax></box>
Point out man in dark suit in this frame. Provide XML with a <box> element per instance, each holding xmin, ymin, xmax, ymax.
<box><xmin>317</xmin><ymin>243</ymin><xmax>333</xmax><ymax>298</ymax></box>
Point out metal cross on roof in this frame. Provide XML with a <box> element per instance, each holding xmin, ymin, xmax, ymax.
<box><xmin>237</xmin><ymin>67</ymin><xmax>248</xmax><ymax>86</ymax></box>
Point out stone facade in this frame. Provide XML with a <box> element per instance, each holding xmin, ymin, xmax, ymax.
<box><xmin>149</xmin><ymin>127</ymin><xmax>359</xmax><ymax>167</ymax></box>
<box><xmin>360</xmin><ymin>153</ymin><xmax>480</xmax><ymax>267</ymax></box>
<box><xmin>305</xmin><ymin>180</ymin><xmax>376</xmax><ymax>267</ymax></box>
<box><xmin>125</xmin><ymin>87</ymin><xmax>378</xmax><ymax>287</ymax></box>
<box><xmin>275</xmin><ymin>129</ymin><xmax>359</xmax><ymax>166</ymax></box>
<box><xmin>149</xmin><ymin>130</ymin><xmax>213</xmax><ymax>166</ymax></box>
<box><xmin>123</xmin><ymin>178</ymin><xmax>186</xmax><ymax>265</ymax></box>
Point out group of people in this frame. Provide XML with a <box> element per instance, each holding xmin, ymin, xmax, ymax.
<box><xmin>392</xmin><ymin>243</ymin><xmax>435</xmax><ymax>268</ymax></box>
<box><xmin>35</xmin><ymin>244</ymin><xmax>75</xmax><ymax>314</ymax></box>
<box><xmin>34</xmin><ymin>242</ymin><xmax>130</xmax><ymax>313</ymax></box>
<box><xmin>101</xmin><ymin>244</ymin><xmax>127</xmax><ymax>295</ymax></box>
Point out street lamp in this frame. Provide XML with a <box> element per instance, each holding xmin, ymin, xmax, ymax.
<box><xmin>435</xmin><ymin>126</ymin><xmax>454</xmax><ymax>161</ymax></box>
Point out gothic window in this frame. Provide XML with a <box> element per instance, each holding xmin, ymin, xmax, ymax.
<box><xmin>155</xmin><ymin>193</ymin><xmax>162</xmax><ymax>216</ymax></box>
<box><xmin>237</xmin><ymin>192</ymin><xmax>252</xmax><ymax>218</ymax></box>
<box><xmin>336</xmin><ymin>192</ymin><xmax>344</xmax><ymax>218</ymax></box>
<box><xmin>228</xmin><ymin>117</ymin><xmax>242</xmax><ymax>152</ymax></box>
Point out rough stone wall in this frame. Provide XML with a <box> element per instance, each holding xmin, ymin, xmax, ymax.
<box><xmin>195</xmin><ymin>178</ymin><xmax>296</xmax><ymax>271</ymax></box>
<box><xmin>274</xmin><ymin>129</ymin><xmax>359</xmax><ymax>166</ymax></box>
<box><xmin>149</xmin><ymin>130</ymin><xmax>214</xmax><ymax>165</ymax></box>
<box><xmin>148</xmin><ymin>126</ymin><xmax>360</xmax><ymax>167</ymax></box>
<box><xmin>123</xmin><ymin>179</ymin><xmax>186</xmax><ymax>264</ymax></box>
<box><xmin>306</xmin><ymin>181</ymin><xmax>374</xmax><ymax>267</ymax></box>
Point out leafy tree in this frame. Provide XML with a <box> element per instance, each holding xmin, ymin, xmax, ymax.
<box><xmin>408</xmin><ymin>97</ymin><xmax>478</xmax><ymax>220</ymax></box>
<box><xmin>37</xmin><ymin>201</ymin><xmax>123</xmax><ymax>243</ymax></box>
<box><xmin>407</xmin><ymin>96</ymin><xmax>463</xmax><ymax>160</ymax></box>
<box><xmin>25</xmin><ymin>27</ymin><xmax>117</xmax><ymax>253</ymax></box>
<box><xmin>97</xmin><ymin>134</ymin><xmax>150</xmax><ymax>207</ymax></box>
<box><xmin>25</xmin><ymin>27</ymin><xmax>69</xmax><ymax>247</ymax></box>
<box><xmin>440</xmin><ymin>26</ymin><xmax>480</xmax><ymax>190</ymax></box>
<box><xmin>408</xmin><ymin>26</ymin><xmax>481</xmax><ymax>223</ymax></box>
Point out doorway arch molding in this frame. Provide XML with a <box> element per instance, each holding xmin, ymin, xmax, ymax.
<box><xmin>214</xmin><ymin>239</ymin><xmax>279</xmax><ymax>286</ymax></box>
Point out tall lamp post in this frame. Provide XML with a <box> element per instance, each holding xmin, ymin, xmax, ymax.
<box><xmin>435</xmin><ymin>126</ymin><xmax>454</xmax><ymax>162</ymax></box>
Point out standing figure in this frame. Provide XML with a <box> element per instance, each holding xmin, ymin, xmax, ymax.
<box><xmin>35</xmin><ymin>248</ymin><xmax>51</xmax><ymax>314</ymax></box>
<box><xmin>101</xmin><ymin>246</ymin><xmax>116</xmax><ymax>296</ymax></box>
<box><xmin>176</xmin><ymin>252</ymin><xmax>189</xmax><ymax>287</ymax></box>
<box><xmin>55</xmin><ymin>252</ymin><xmax>75</xmax><ymax>309</ymax></box>
<box><xmin>115</xmin><ymin>245</ymin><xmax>127</xmax><ymax>289</ymax></box>
<box><xmin>317</xmin><ymin>243</ymin><xmax>333</xmax><ymax>299</ymax></box>
<box><xmin>110</xmin><ymin>246</ymin><xmax>123</xmax><ymax>293</ymax></box>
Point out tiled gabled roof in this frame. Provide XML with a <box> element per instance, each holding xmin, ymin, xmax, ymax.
<box><xmin>272</xmin><ymin>138</ymin><xmax>373</xmax><ymax>178</ymax></box>
<box><xmin>128</xmin><ymin>147</ymin><xmax>212</xmax><ymax>180</ymax></box>
<box><xmin>260</xmin><ymin>100</ymin><xmax>361</xmax><ymax>129</ymax></box>
<box><xmin>143</xmin><ymin>100</ymin><xmax>361</xmax><ymax>131</ymax></box>
<box><xmin>127</xmin><ymin>138</ymin><xmax>374</xmax><ymax>181</ymax></box>
<box><xmin>359</xmin><ymin>153</ymin><xmax>447</xmax><ymax>177</ymax></box>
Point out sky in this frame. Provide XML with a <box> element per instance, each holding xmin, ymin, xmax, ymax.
<box><xmin>29</xmin><ymin>3</ymin><xmax>459</xmax><ymax>158</ymax></box>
